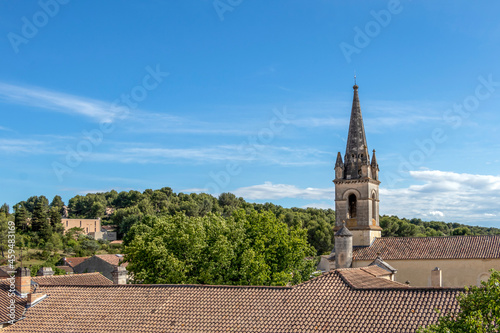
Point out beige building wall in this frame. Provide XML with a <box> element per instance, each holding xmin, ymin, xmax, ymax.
<box><xmin>62</xmin><ymin>218</ymin><xmax>101</xmax><ymax>234</ymax></box>
<box><xmin>353</xmin><ymin>258</ymin><xmax>500</xmax><ymax>287</ymax></box>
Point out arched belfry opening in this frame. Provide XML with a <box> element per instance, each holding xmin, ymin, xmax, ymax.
<box><xmin>372</xmin><ymin>192</ymin><xmax>377</xmax><ymax>223</ymax></box>
<box><xmin>348</xmin><ymin>194</ymin><xmax>357</xmax><ymax>219</ymax></box>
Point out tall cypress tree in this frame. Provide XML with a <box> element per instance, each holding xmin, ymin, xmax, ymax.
<box><xmin>14</xmin><ymin>205</ymin><xmax>29</xmax><ymax>231</ymax></box>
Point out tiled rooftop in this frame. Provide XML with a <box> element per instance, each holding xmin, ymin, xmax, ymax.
<box><xmin>32</xmin><ymin>273</ymin><xmax>113</xmax><ymax>286</ymax></box>
<box><xmin>2</xmin><ymin>268</ymin><xmax>462</xmax><ymax>332</ymax></box>
<box><xmin>338</xmin><ymin>266</ymin><xmax>407</xmax><ymax>289</ymax></box>
<box><xmin>55</xmin><ymin>265</ymin><xmax>73</xmax><ymax>274</ymax></box>
<box><xmin>64</xmin><ymin>257</ymin><xmax>89</xmax><ymax>268</ymax></box>
<box><xmin>353</xmin><ymin>235</ymin><xmax>500</xmax><ymax>260</ymax></box>
<box><xmin>0</xmin><ymin>280</ymin><xmax>26</xmax><ymax>325</ymax></box>
<box><xmin>95</xmin><ymin>254</ymin><xmax>128</xmax><ymax>267</ymax></box>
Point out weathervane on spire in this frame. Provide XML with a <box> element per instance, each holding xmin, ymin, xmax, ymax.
<box><xmin>354</xmin><ymin>70</ymin><xmax>356</xmax><ymax>85</ymax></box>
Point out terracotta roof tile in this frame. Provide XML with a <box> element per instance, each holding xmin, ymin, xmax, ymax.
<box><xmin>55</xmin><ymin>266</ymin><xmax>73</xmax><ymax>274</ymax></box>
<box><xmin>64</xmin><ymin>257</ymin><xmax>89</xmax><ymax>268</ymax></box>
<box><xmin>0</xmin><ymin>280</ymin><xmax>26</xmax><ymax>324</ymax></box>
<box><xmin>353</xmin><ymin>235</ymin><xmax>500</xmax><ymax>260</ymax></box>
<box><xmin>2</xmin><ymin>270</ymin><xmax>462</xmax><ymax>332</ymax></box>
<box><xmin>338</xmin><ymin>267</ymin><xmax>408</xmax><ymax>289</ymax></box>
<box><xmin>95</xmin><ymin>254</ymin><xmax>128</xmax><ymax>267</ymax></box>
<box><xmin>32</xmin><ymin>273</ymin><xmax>113</xmax><ymax>286</ymax></box>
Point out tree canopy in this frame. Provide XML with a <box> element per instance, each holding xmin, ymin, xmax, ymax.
<box><xmin>124</xmin><ymin>210</ymin><xmax>317</xmax><ymax>286</ymax></box>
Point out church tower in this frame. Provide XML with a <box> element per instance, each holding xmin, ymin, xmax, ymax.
<box><xmin>334</xmin><ymin>83</ymin><xmax>381</xmax><ymax>247</ymax></box>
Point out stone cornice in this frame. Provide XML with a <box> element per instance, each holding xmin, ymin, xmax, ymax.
<box><xmin>333</xmin><ymin>177</ymin><xmax>381</xmax><ymax>185</ymax></box>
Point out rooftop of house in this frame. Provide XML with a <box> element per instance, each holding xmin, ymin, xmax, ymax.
<box><xmin>32</xmin><ymin>272</ymin><xmax>113</xmax><ymax>286</ymax></box>
<box><xmin>337</xmin><ymin>265</ymin><xmax>405</xmax><ymax>289</ymax></box>
<box><xmin>101</xmin><ymin>225</ymin><xmax>117</xmax><ymax>231</ymax></box>
<box><xmin>54</xmin><ymin>266</ymin><xmax>73</xmax><ymax>274</ymax></box>
<box><xmin>95</xmin><ymin>254</ymin><xmax>128</xmax><ymax>268</ymax></box>
<box><xmin>1</xmin><ymin>267</ymin><xmax>462</xmax><ymax>332</ymax></box>
<box><xmin>353</xmin><ymin>235</ymin><xmax>500</xmax><ymax>261</ymax></box>
<box><xmin>0</xmin><ymin>281</ymin><xmax>25</xmax><ymax>326</ymax></box>
<box><xmin>0</xmin><ymin>266</ymin><xmax>12</xmax><ymax>278</ymax></box>
<box><xmin>63</xmin><ymin>257</ymin><xmax>89</xmax><ymax>268</ymax></box>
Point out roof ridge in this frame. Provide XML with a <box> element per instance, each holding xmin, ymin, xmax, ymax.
<box><xmin>289</xmin><ymin>270</ymin><xmax>337</xmax><ymax>289</ymax></box>
<box><xmin>41</xmin><ymin>283</ymin><xmax>293</xmax><ymax>290</ymax></box>
<box><xmin>34</xmin><ymin>272</ymin><xmax>102</xmax><ymax>279</ymax></box>
<box><xmin>378</xmin><ymin>234</ymin><xmax>500</xmax><ymax>240</ymax></box>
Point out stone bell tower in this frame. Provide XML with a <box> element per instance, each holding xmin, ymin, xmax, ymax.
<box><xmin>334</xmin><ymin>83</ymin><xmax>381</xmax><ymax>247</ymax></box>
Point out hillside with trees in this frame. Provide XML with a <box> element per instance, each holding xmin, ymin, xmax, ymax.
<box><xmin>3</xmin><ymin>188</ymin><xmax>500</xmax><ymax>281</ymax></box>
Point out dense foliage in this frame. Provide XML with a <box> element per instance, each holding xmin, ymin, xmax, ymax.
<box><xmin>58</xmin><ymin>188</ymin><xmax>336</xmax><ymax>255</ymax></box>
<box><xmin>5</xmin><ymin>190</ymin><xmax>500</xmax><ymax>255</ymax></box>
<box><xmin>4</xmin><ymin>188</ymin><xmax>500</xmax><ymax>279</ymax></box>
<box><xmin>381</xmin><ymin>215</ymin><xmax>500</xmax><ymax>238</ymax></box>
<box><xmin>418</xmin><ymin>269</ymin><xmax>500</xmax><ymax>332</ymax></box>
<box><xmin>124</xmin><ymin>210</ymin><xmax>317</xmax><ymax>286</ymax></box>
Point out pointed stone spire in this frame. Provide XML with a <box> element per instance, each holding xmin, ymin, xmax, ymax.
<box><xmin>335</xmin><ymin>152</ymin><xmax>343</xmax><ymax>168</ymax></box>
<box><xmin>371</xmin><ymin>149</ymin><xmax>378</xmax><ymax>169</ymax></box>
<box><xmin>344</xmin><ymin>84</ymin><xmax>370</xmax><ymax>179</ymax></box>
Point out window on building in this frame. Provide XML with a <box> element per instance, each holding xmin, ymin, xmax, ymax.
<box><xmin>66</xmin><ymin>221</ymin><xmax>68</xmax><ymax>227</ymax></box>
<box><xmin>348</xmin><ymin>194</ymin><xmax>357</xmax><ymax>218</ymax></box>
<box><xmin>80</xmin><ymin>221</ymin><xmax>82</xmax><ymax>227</ymax></box>
<box><xmin>372</xmin><ymin>192</ymin><xmax>377</xmax><ymax>221</ymax></box>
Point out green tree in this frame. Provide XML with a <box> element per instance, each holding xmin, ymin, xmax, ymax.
<box><xmin>0</xmin><ymin>203</ymin><xmax>9</xmax><ymax>215</ymax></box>
<box><xmin>49</xmin><ymin>207</ymin><xmax>64</xmax><ymax>234</ymax></box>
<box><xmin>31</xmin><ymin>199</ymin><xmax>48</xmax><ymax>233</ymax></box>
<box><xmin>31</xmin><ymin>198</ymin><xmax>53</xmax><ymax>243</ymax></box>
<box><xmin>124</xmin><ymin>210</ymin><xmax>316</xmax><ymax>286</ymax></box>
<box><xmin>0</xmin><ymin>212</ymin><xmax>9</xmax><ymax>257</ymax></box>
<box><xmin>453</xmin><ymin>226</ymin><xmax>472</xmax><ymax>236</ymax></box>
<box><xmin>79</xmin><ymin>236</ymin><xmax>101</xmax><ymax>256</ymax></box>
<box><xmin>50</xmin><ymin>195</ymin><xmax>65</xmax><ymax>214</ymax></box>
<box><xmin>14</xmin><ymin>205</ymin><xmax>29</xmax><ymax>231</ymax></box>
<box><xmin>418</xmin><ymin>269</ymin><xmax>500</xmax><ymax>333</ymax></box>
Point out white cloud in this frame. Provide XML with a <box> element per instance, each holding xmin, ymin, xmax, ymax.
<box><xmin>429</xmin><ymin>211</ymin><xmax>445</xmax><ymax>217</ymax></box>
<box><xmin>179</xmin><ymin>188</ymin><xmax>208</xmax><ymax>193</ymax></box>
<box><xmin>0</xmin><ymin>82</ymin><xmax>129</xmax><ymax>123</ymax></box>
<box><xmin>231</xmin><ymin>170</ymin><xmax>500</xmax><ymax>225</ymax></box>
<box><xmin>302</xmin><ymin>202</ymin><xmax>335</xmax><ymax>210</ymax></box>
<box><xmin>88</xmin><ymin>144</ymin><xmax>331</xmax><ymax>166</ymax></box>
<box><xmin>0</xmin><ymin>138</ymin><xmax>53</xmax><ymax>154</ymax></box>
<box><xmin>0</xmin><ymin>126</ymin><xmax>13</xmax><ymax>132</ymax></box>
<box><xmin>380</xmin><ymin>170</ymin><xmax>500</xmax><ymax>224</ymax></box>
<box><xmin>233</xmin><ymin>182</ymin><xmax>335</xmax><ymax>200</ymax></box>
<box><xmin>290</xmin><ymin>100</ymin><xmax>443</xmax><ymax>131</ymax></box>
<box><xmin>0</xmin><ymin>82</ymin><xmax>282</xmax><ymax>136</ymax></box>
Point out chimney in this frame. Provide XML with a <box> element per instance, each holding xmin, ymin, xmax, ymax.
<box><xmin>431</xmin><ymin>267</ymin><xmax>442</xmax><ymax>287</ymax></box>
<box><xmin>111</xmin><ymin>266</ymin><xmax>127</xmax><ymax>285</ymax></box>
<box><xmin>36</xmin><ymin>267</ymin><xmax>54</xmax><ymax>277</ymax></box>
<box><xmin>27</xmin><ymin>293</ymin><xmax>47</xmax><ymax>307</ymax></box>
<box><xmin>15</xmin><ymin>267</ymin><xmax>31</xmax><ymax>297</ymax></box>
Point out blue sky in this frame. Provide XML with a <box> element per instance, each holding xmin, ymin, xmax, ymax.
<box><xmin>1</xmin><ymin>1</ymin><xmax>499</xmax><ymax>226</ymax></box>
